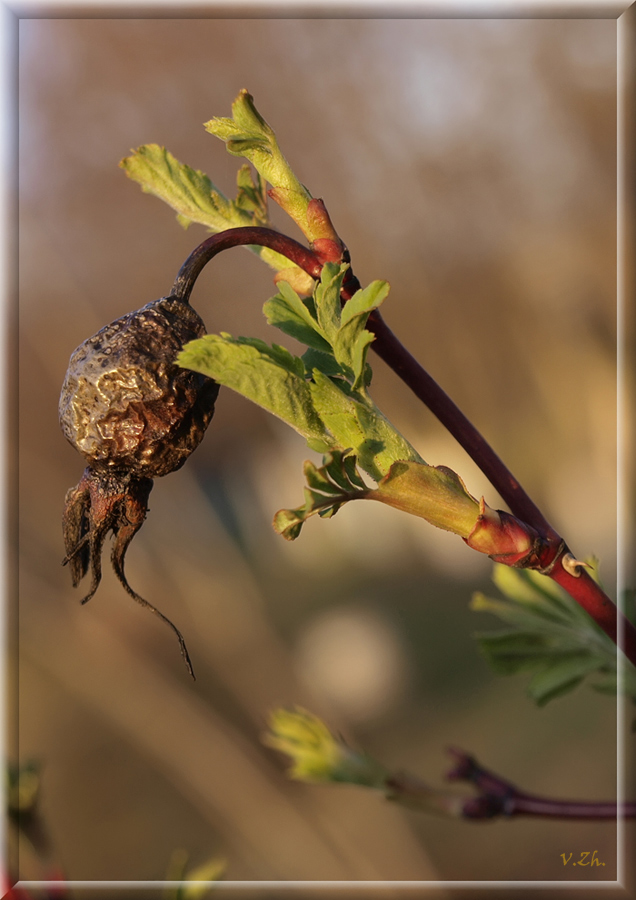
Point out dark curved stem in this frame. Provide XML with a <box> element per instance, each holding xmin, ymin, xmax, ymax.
<box><xmin>171</xmin><ymin>226</ymin><xmax>322</xmax><ymax>303</ymax></box>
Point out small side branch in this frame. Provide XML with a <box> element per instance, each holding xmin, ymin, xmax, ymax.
<box><xmin>265</xmin><ymin>709</ymin><xmax>635</xmax><ymax>822</ymax></box>
<box><xmin>441</xmin><ymin>748</ymin><xmax>635</xmax><ymax>820</ymax></box>
<box><xmin>386</xmin><ymin>750</ymin><xmax>635</xmax><ymax>821</ymax></box>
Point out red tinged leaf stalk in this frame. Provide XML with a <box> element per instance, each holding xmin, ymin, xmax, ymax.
<box><xmin>305</xmin><ymin>198</ymin><xmax>346</xmax><ymax>263</ymax></box>
<box><xmin>367</xmin><ymin>461</ymin><xmax>549</xmax><ymax>569</ymax></box>
<box><xmin>171</xmin><ymin>226</ymin><xmax>324</xmax><ymax>304</ymax></box>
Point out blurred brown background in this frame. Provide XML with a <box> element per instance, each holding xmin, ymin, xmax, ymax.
<box><xmin>15</xmin><ymin>16</ymin><xmax>623</xmax><ymax>894</ymax></box>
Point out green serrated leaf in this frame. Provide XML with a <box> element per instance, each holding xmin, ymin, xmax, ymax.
<box><xmin>308</xmin><ymin>372</ymin><xmax>374</xmax><ymax>474</ymax></box>
<box><xmin>205</xmin><ymin>91</ymin><xmax>314</xmax><ymax>237</ymax></box>
<box><xmin>304</xmin><ymin>486</ymin><xmax>333</xmax><ymax>510</ymax></box>
<box><xmin>226</xmin><ymin>137</ymin><xmax>273</xmax><ymax>159</ymax></box>
<box><xmin>314</xmin><ymin>263</ymin><xmax>345</xmax><ymax>344</ymax></box>
<box><xmin>474</xmin><ymin>631</ymin><xmax>555</xmax><ymax>675</ymax></box>
<box><xmin>528</xmin><ymin>655</ymin><xmax>608</xmax><ymax>706</ymax></box>
<box><xmin>343</xmin><ymin>454</ymin><xmax>367</xmax><ymax>489</ymax></box>
<box><xmin>303</xmin><ymin>459</ymin><xmax>344</xmax><ymax>494</ymax></box>
<box><xmin>491</xmin><ymin>567</ymin><xmax>574</xmax><ymax>625</ymax></box>
<box><xmin>232</xmin><ymin>90</ymin><xmax>274</xmax><ymax>135</ymax></box>
<box><xmin>176</xmin><ymin>213</ymin><xmax>194</xmax><ymax>230</ymax></box>
<box><xmin>318</xmin><ymin>503</ymin><xmax>341</xmax><ymax>519</ymax></box>
<box><xmin>493</xmin><ymin>566</ymin><xmax>582</xmax><ymax>622</ymax></box>
<box><xmin>120</xmin><ymin>144</ymin><xmax>240</xmax><ymax>231</ymax></box>
<box><xmin>354</xmin><ymin>402</ymin><xmax>425</xmax><ymax>478</ymax></box>
<box><xmin>272</xmin><ymin>507</ymin><xmax>305</xmax><ymax>541</ymax></box>
<box><xmin>272</xmin><ymin>451</ymin><xmax>368</xmax><ymax>540</ymax></box>
<box><xmin>471</xmin><ymin>562</ymin><xmax>633</xmax><ymax>706</ymax></box>
<box><xmin>309</xmin><ymin>371</ymin><xmax>423</xmax><ymax>481</ymax></box>
<box><xmin>234</xmin><ymin>164</ymin><xmax>268</xmax><ymax>221</ymax></box>
<box><xmin>204</xmin><ymin>116</ymin><xmax>241</xmax><ymax>141</ymax></box>
<box><xmin>323</xmin><ymin>451</ymin><xmax>356</xmax><ymax>492</ymax></box>
<box><xmin>120</xmin><ymin>143</ymin><xmax>297</xmax><ymax>276</ymax></box>
<box><xmin>178</xmin><ymin>334</ymin><xmax>331</xmax><ymax>447</ymax></box>
<box><xmin>340</xmin><ymin>280</ymin><xmax>390</xmax><ymax>327</ymax></box>
<box><xmin>263</xmin><ymin>283</ymin><xmax>331</xmax><ymax>353</ymax></box>
<box><xmin>341</xmin><ymin>328</ymin><xmax>375</xmax><ymax>390</ymax></box>
<box><xmin>302</xmin><ymin>348</ymin><xmax>344</xmax><ymax>379</ymax></box>
<box><xmin>471</xmin><ymin>593</ymin><xmax>586</xmax><ymax>641</ymax></box>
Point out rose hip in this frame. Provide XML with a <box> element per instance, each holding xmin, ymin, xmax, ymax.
<box><xmin>60</xmin><ymin>294</ymin><xmax>219</xmax><ymax>678</ymax></box>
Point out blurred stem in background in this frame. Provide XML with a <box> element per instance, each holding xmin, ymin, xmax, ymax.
<box><xmin>264</xmin><ymin>707</ymin><xmax>635</xmax><ymax>822</ymax></box>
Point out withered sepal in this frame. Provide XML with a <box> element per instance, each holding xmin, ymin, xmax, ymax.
<box><xmin>62</xmin><ymin>466</ymin><xmax>194</xmax><ymax>679</ymax></box>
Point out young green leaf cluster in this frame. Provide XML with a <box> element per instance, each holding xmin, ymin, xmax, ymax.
<box><xmin>471</xmin><ymin>563</ymin><xmax>636</xmax><ymax>706</ymax></box>
<box><xmin>204</xmin><ymin>90</ymin><xmax>313</xmax><ymax>236</ymax></box>
<box><xmin>263</xmin><ymin>707</ymin><xmax>388</xmax><ymax>788</ymax></box>
<box><xmin>120</xmin><ymin>90</ymin><xmax>344</xmax><ymax>295</ymax></box>
<box><xmin>122</xmin><ymin>92</ymin><xmax>555</xmax><ymax>571</ymax></box>
<box><xmin>178</xmin><ymin>263</ymin><xmax>536</xmax><ymax>550</ymax></box>
<box><xmin>178</xmin><ymin>262</ymin><xmax>424</xmax><ymax>487</ymax></box>
<box><xmin>273</xmin><ymin>450</ymin><xmax>369</xmax><ymax>541</ymax></box>
<box><xmin>119</xmin><ymin>140</ymin><xmax>302</xmax><ymax>280</ymax></box>
<box><xmin>120</xmin><ymin>144</ymin><xmax>266</xmax><ymax>231</ymax></box>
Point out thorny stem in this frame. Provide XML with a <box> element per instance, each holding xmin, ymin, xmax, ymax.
<box><xmin>174</xmin><ymin>226</ymin><xmax>636</xmax><ymax>666</ymax></box>
<box><xmin>442</xmin><ymin>747</ymin><xmax>636</xmax><ymax>820</ymax></box>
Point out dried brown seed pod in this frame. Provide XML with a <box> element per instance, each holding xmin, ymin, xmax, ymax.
<box><xmin>59</xmin><ymin>227</ymin><xmax>323</xmax><ymax>678</ymax></box>
<box><xmin>60</xmin><ymin>294</ymin><xmax>220</xmax><ymax>678</ymax></box>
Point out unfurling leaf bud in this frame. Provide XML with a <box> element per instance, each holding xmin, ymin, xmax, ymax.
<box><xmin>273</xmin><ymin>265</ymin><xmax>315</xmax><ymax>296</ymax></box>
<box><xmin>464</xmin><ymin>498</ymin><xmax>539</xmax><ymax>565</ymax></box>
<box><xmin>368</xmin><ymin>461</ymin><xmax>480</xmax><ymax>536</ymax></box>
<box><xmin>368</xmin><ymin>461</ymin><xmax>540</xmax><ymax>567</ymax></box>
<box><xmin>263</xmin><ymin>707</ymin><xmax>387</xmax><ymax>788</ymax></box>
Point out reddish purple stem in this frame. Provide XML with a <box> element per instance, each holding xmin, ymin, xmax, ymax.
<box><xmin>446</xmin><ymin>748</ymin><xmax>634</xmax><ymax>820</ymax></box>
<box><xmin>171</xmin><ymin>226</ymin><xmax>322</xmax><ymax>302</ymax></box>
<box><xmin>366</xmin><ymin>311</ymin><xmax>556</xmax><ymax>540</ymax></box>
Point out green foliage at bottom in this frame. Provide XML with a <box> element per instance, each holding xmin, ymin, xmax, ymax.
<box><xmin>471</xmin><ymin>562</ymin><xmax>636</xmax><ymax>706</ymax></box>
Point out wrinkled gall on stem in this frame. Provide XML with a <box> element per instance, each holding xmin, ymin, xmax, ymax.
<box><xmin>60</xmin><ymin>294</ymin><xmax>220</xmax><ymax>678</ymax></box>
